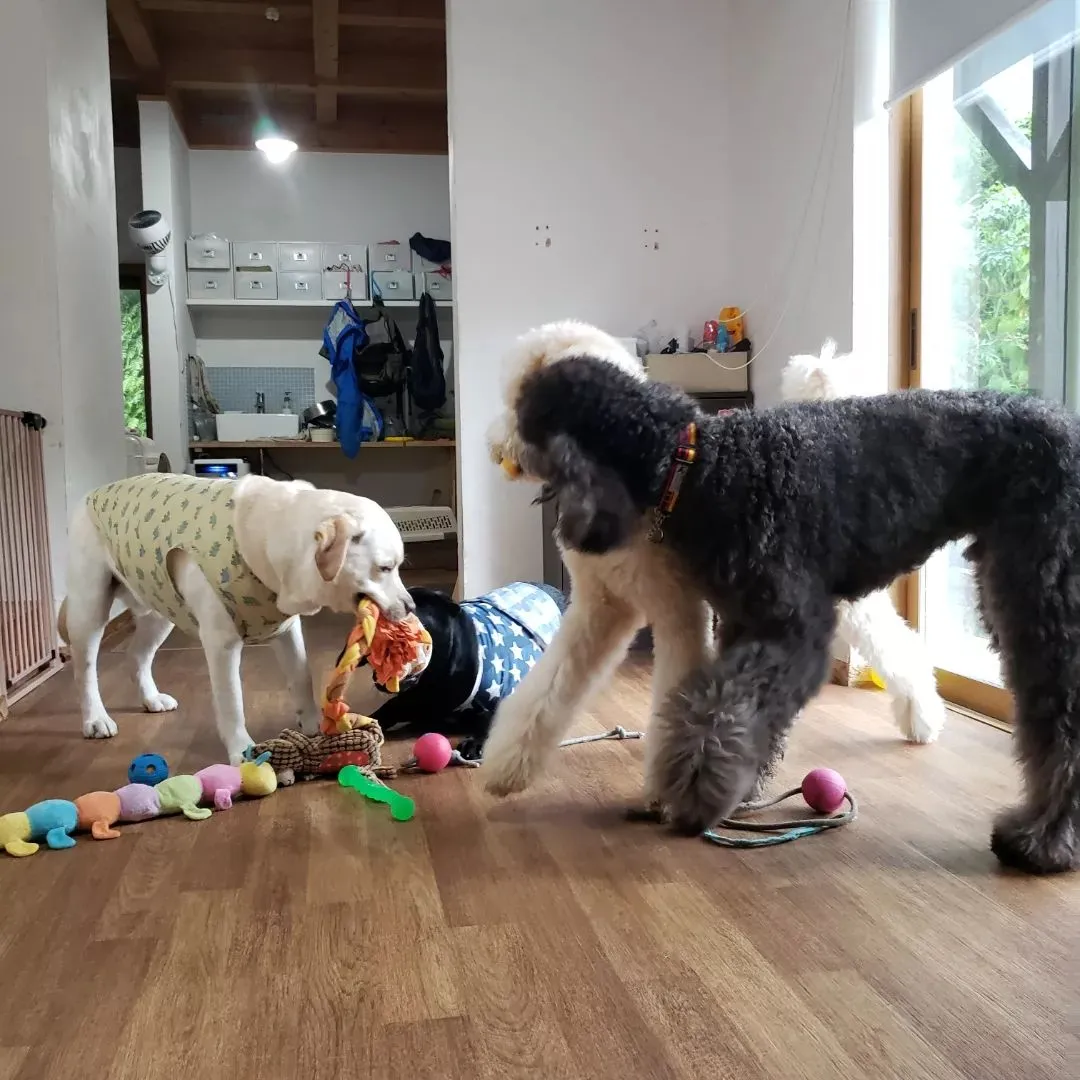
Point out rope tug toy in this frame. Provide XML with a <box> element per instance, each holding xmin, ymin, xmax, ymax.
<box><xmin>703</xmin><ymin>767</ymin><xmax>857</xmax><ymax>848</ymax></box>
<box><xmin>321</xmin><ymin>598</ymin><xmax>432</xmax><ymax>734</ymax></box>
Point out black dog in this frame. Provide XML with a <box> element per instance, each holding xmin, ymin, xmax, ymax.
<box><xmin>509</xmin><ymin>356</ymin><xmax>1080</xmax><ymax>874</ymax></box>
<box><xmin>366</xmin><ymin>583</ymin><xmax>566</xmax><ymax>759</ymax></box>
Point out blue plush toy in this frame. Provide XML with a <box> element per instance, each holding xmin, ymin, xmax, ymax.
<box><xmin>25</xmin><ymin>800</ymin><xmax>79</xmax><ymax>850</ymax></box>
<box><xmin>128</xmin><ymin>753</ymin><xmax>169</xmax><ymax>786</ymax></box>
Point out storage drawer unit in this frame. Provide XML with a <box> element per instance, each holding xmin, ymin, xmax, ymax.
<box><xmin>185</xmin><ymin>235</ymin><xmax>230</xmax><ymax>270</ymax></box>
<box><xmin>234</xmin><ymin>269</ymin><xmax>278</xmax><ymax>299</ymax></box>
<box><xmin>277</xmin><ymin>242</ymin><xmax>320</xmax><ymax>272</ymax></box>
<box><xmin>370</xmin><ymin>237</ymin><xmax>412</xmax><ymax>271</ymax></box>
<box><xmin>187</xmin><ymin>269</ymin><xmax>233</xmax><ymax>299</ymax></box>
<box><xmin>321</xmin><ymin>243</ymin><xmax>368</xmax><ymax>273</ymax></box>
<box><xmin>371</xmin><ymin>269</ymin><xmax>415</xmax><ymax>300</ymax></box>
<box><xmin>278</xmin><ymin>271</ymin><xmax>321</xmax><ymax>300</ymax></box>
<box><xmin>322</xmin><ymin>270</ymin><xmax>369</xmax><ymax>302</ymax></box>
<box><xmin>417</xmin><ymin>270</ymin><xmax>453</xmax><ymax>301</ymax></box>
<box><xmin>231</xmin><ymin>241</ymin><xmax>277</xmax><ymax>271</ymax></box>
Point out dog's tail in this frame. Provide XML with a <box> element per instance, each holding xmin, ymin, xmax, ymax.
<box><xmin>57</xmin><ymin>597</ymin><xmax>69</xmax><ymax>645</ymax></box>
<box><xmin>650</xmin><ymin>664</ymin><xmax>772</xmax><ymax>835</ymax></box>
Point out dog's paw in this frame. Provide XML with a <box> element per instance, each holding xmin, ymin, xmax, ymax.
<box><xmin>83</xmin><ymin>711</ymin><xmax>118</xmax><ymax>739</ymax></box>
<box><xmin>892</xmin><ymin>693</ymin><xmax>945</xmax><ymax>744</ymax></box>
<box><xmin>142</xmin><ymin>692</ymin><xmax>178</xmax><ymax>714</ymax></box>
<box><xmin>295</xmin><ymin>706</ymin><xmax>321</xmax><ymax>735</ymax></box>
<box><xmin>991</xmin><ymin>806</ymin><xmax>1077</xmax><ymax>874</ymax></box>
<box><xmin>226</xmin><ymin>733</ymin><xmax>255</xmax><ymax>767</ymax></box>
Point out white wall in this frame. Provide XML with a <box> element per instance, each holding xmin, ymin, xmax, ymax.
<box><xmin>447</xmin><ymin>0</ymin><xmax>739</xmax><ymax>595</ymax></box>
<box><xmin>0</xmin><ymin>0</ymin><xmax>124</xmax><ymax>601</ymax></box>
<box><xmin>139</xmin><ymin>100</ymin><xmax>196</xmax><ymax>475</ymax></box>
<box><xmin>725</xmin><ymin>0</ymin><xmax>857</xmax><ymax>407</ymax></box>
<box><xmin>188</xmin><ymin>150</ymin><xmax>450</xmax><ymax>241</ymax></box>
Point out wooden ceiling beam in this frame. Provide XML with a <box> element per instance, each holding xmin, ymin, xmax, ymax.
<box><xmin>107</xmin><ymin>0</ymin><xmax>161</xmax><ymax>70</ymax></box>
<box><xmin>137</xmin><ymin>0</ymin><xmax>445</xmax><ymax>30</ymax></box>
<box><xmin>313</xmin><ymin>0</ymin><xmax>340</xmax><ymax>125</ymax></box>
<box><xmin>163</xmin><ymin>48</ymin><xmax>445</xmax><ymax>100</ymax></box>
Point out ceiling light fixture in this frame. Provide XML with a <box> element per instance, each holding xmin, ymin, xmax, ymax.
<box><xmin>255</xmin><ymin>135</ymin><xmax>298</xmax><ymax>163</ymax></box>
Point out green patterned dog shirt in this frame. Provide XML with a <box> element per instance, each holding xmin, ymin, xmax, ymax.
<box><xmin>86</xmin><ymin>473</ymin><xmax>288</xmax><ymax>644</ymax></box>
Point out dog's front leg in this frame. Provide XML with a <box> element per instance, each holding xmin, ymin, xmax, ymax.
<box><xmin>271</xmin><ymin>617</ymin><xmax>321</xmax><ymax>734</ymax></box>
<box><xmin>653</xmin><ymin>601</ymin><xmax>837</xmax><ymax>834</ymax></box>
<box><xmin>482</xmin><ymin>585</ymin><xmax>640</xmax><ymax>796</ymax></box>
<box><xmin>640</xmin><ymin>596</ymin><xmax>715</xmax><ymax>813</ymax></box>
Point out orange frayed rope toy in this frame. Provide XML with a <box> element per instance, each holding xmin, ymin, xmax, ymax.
<box><xmin>321</xmin><ymin>598</ymin><xmax>433</xmax><ymax>734</ymax></box>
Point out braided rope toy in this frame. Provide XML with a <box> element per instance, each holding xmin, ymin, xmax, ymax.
<box><xmin>321</xmin><ymin>598</ymin><xmax>432</xmax><ymax>735</ymax></box>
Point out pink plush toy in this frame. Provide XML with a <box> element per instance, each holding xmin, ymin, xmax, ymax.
<box><xmin>195</xmin><ymin>752</ymin><xmax>277</xmax><ymax>810</ymax></box>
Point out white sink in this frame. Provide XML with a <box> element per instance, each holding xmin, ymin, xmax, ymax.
<box><xmin>215</xmin><ymin>412</ymin><xmax>300</xmax><ymax>441</ymax></box>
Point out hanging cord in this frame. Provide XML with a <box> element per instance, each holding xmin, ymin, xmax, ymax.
<box><xmin>706</xmin><ymin>0</ymin><xmax>855</xmax><ymax>374</ymax></box>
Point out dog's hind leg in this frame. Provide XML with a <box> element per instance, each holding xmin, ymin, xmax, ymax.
<box><xmin>126</xmin><ymin>602</ymin><xmax>178</xmax><ymax>714</ymax></box>
<box><xmin>653</xmin><ymin>597</ymin><xmax>837</xmax><ymax>835</ymax></box>
<box><xmin>837</xmin><ymin>591</ymin><xmax>946</xmax><ymax>744</ymax></box>
<box><xmin>65</xmin><ymin>502</ymin><xmax>120</xmax><ymax>739</ymax></box>
<box><xmin>977</xmin><ymin>534</ymin><xmax>1080</xmax><ymax>873</ymax></box>
<box><xmin>483</xmin><ymin>582</ymin><xmax>641</xmax><ymax>797</ymax></box>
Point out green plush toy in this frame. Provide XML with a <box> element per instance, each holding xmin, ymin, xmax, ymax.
<box><xmin>155</xmin><ymin>775</ymin><xmax>212</xmax><ymax>820</ymax></box>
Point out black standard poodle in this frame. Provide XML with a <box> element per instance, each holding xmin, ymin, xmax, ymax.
<box><xmin>485</xmin><ymin>341</ymin><xmax>1080</xmax><ymax>875</ymax></box>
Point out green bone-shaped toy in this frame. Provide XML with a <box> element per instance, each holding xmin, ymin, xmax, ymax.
<box><xmin>338</xmin><ymin>765</ymin><xmax>415</xmax><ymax>821</ymax></box>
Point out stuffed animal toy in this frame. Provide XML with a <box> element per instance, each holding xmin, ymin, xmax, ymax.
<box><xmin>195</xmin><ymin>752</ymin><xmax>277</xmax><ymax>810</ymax></box>
<box><xmin>321</xmin><ymin>598</ymin><xmax>431</xmax><ymax>734</ymax></box>
<box><xmin>75</xmin><ymin>791</ymin><xmax>122</xmax><ymax>840</ymax></box>
<box><xmin>155</xmin><ymin>775</ymin><xmax>212</xmax><ymax>820</ymax></box>
<box><xmin>248</xmin><ymin>722</ymin><xmax>391</xmax><ymax>786</ymax></box>
<box><xmin>114</xmin><ymin>783</ymin><xmax>161</xmax><ymax>822</ymax></box>
<box><xmin>0</xmin><ymin>800</ymin><xmax>80</xmax><ymax>857</ymax></box>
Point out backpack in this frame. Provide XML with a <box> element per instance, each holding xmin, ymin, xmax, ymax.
<box><xmin>409</xmin><ymin>292</ymin><xmax>447</xmax><ymax>414</ymax></box>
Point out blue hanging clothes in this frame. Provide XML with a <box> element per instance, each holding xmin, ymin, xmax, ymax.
<box><xmin>322</xmin><ymin>299</ymin><xmax>382</xmax><ymax>457</ymax></box>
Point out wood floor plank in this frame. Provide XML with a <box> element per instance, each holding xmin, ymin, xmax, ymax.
<box><xmin>0</xmin><ymin>618</ymin><xmax>1076</xmax><ymax>1079</ymax></box>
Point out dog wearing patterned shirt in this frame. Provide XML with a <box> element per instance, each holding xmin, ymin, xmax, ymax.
<box><xmin>356</xmin><ymin>582</ymin><xmax>566</xmax><ymax>759</ymax></box>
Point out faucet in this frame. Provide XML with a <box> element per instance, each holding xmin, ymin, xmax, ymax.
<box><xmin>255</xmin><ymin>392</ymin><xmax>266</xmax><ymax>414</ymax></box>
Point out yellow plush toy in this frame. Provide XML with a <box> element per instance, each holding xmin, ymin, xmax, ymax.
<box><xmin>0</xmin><ymin>812</ymin><xmax>37</xmax><ymax>857</ymax></box>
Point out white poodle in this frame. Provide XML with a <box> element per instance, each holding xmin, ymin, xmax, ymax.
<box><xmin>783</xmin><ymin>340</ymin><xmax>946</xmax><ymax>743</ymax></box>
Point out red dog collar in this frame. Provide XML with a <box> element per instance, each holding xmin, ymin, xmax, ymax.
<box><xmin>648</xmin><ymin>422</ymin><xmax>697</xmax><ymax>543</ymax></box>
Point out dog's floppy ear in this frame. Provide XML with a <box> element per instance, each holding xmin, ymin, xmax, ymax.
<box><xmin>544</xmin><ymin>434</ymin><xmax>639</xmax><ymax>554</ymax></box>
<box><xmin>314</xmin><ymin>515</ymin><xmax>353</xmax><ymax>582</ymax></box>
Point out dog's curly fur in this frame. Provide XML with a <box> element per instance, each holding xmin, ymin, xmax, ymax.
<box><xmin>484</xmin><ymin>323</ymin><xmax>1080</xmax><ymax>875</ymax></box>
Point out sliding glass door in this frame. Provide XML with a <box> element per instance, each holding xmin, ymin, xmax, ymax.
<box><xmin>908</xmin><ymin>0</ymin><xmax>1080</xmax><ymax>717</ymax></box>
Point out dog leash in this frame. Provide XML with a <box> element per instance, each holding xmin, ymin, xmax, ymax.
<box><xmin>648</xmin><ymin>422</ymin><xmax>697</xmax><ymax>543</ymax></box>
<box><xmin>702</xmin><ymin>786</ymin><xmax>858</xmax><ymax>848</ymax></box>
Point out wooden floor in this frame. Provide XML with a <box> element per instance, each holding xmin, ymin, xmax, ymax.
<box><xmin>0</xmin><ymin>615</ymin><xmax>1076</xmax><ymax>1080</ymax></box>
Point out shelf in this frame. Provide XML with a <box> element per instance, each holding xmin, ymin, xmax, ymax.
<box><xmin>186</xmin><ymin>298</ymin><xmax>451</xmax><ymax>310</ymax></box>
<box><xmin>190</xmin><ymin>439</ymin><xmax>455</xmax><ymax>450</ymax></box>
<box><xmin>401</xmin><ymin>567</ymin><xmax>458</xmax><ymax>591</ymax></box>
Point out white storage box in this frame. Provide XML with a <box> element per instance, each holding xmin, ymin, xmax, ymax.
<box><xmin>278</xmin><ymin>270</ymin><xmax>321</xmax><ymax>300</ymax></box>
<box><xmin>370</xmin><ymin>237</ymin><xmax>412</xmax><ymax>271</ymax></box>
<box><xmin>277</xmin><ymin>242</ymin><xmax>319</xmax><ymax>272</ymax></box>
<box><xmin>322</xmin><ymin>269</ymin><xmax>369</xmax><ymax>302</ymax></box>
<box><xmin>187</xmin><ymin>269</ymin><xmax>233</xmax><ymax>300</ymax></box>
<box><xmin>186</xmin><ymin>235</ymin><xmax>230</xmax><ymax>270</ymax></box>
<box><xmin>321</xmin><ymin>243</ymin><xmax>368</xmax><ymax>272</ymax></box>
<box><xmin>417</xmin><ymin>270</ymin><xmax>452</xmax><ymax>301</ymax></box>
<box><xmin>231</xmin><ymin>241</ymin><xmax>277</xmax><ymax>271</ymax></box>
<box><xmin>372</xmin><ymin>269</ymin><xmax>415</xmax><ymax>300</ymax></box>
<box><xmin>386</xmin><ymin>505</ymin><xmax>458</xmax><ymax>543</ymax></box>
<box><xmin>645</xmin><ymin>351</ymin><xmax>749</xmax><ymax>393</ymax></box>
<box><xmin>234</xmin><ymin>268</ymin><xmax>278</xmax><ymax>300</ymax></box>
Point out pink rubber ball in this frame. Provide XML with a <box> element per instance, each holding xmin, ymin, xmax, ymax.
<box><xmin>801</xmin><ymin>768</ymin><xmax>847</xmax><ymax>814</ymax></box>
<box><xmin>413</xmin><ymin>732</ymin><xmax>454</xmax><ymax>773</ymax></box>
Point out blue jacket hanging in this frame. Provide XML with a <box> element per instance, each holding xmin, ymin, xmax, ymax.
<box><xmin>322</xmin><ymin>299</ymin><xmax>371</xmax><ymax>458</ymax></box>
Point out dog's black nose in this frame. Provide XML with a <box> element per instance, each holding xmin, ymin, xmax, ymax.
<box><xmin>403</xmin><ymin>593</ymin><xmax>416</xmax><ymax>614</ymax></box>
